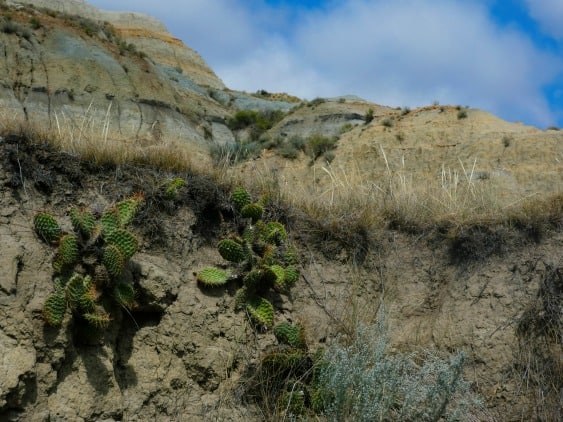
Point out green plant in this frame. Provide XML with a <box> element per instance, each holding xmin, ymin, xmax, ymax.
<box><xmin>34</xmin><ymin>194</ymin><xmax>144</xmax><ymax>328</ymax></box>
<box><xmin>381</xmin><ymin>117</ymin><xmax>394</xmax><ymax>128</ymax></box>
<box><xmin>305</xmin><ymin>133</ymin><xmax>338</xmax><ymax>162</ymax></box>
<box><xmin>195</xmin><ymin>187</ymin><xmax>299</xmax><ymax>329</ymax></box>
<box><xmin>315</xmin><ymin>310</ymin><xmax>484</xmax><ymax>421</ymax></box>
<box><xmin>364</xmin><ymin>108</ymin><xmax>374</xmax><ymax>124</ymax></box>
<box><xmin>457</xmin><ymin>110</ymin><xmax>468</xmax><ymax>119</ymax></box>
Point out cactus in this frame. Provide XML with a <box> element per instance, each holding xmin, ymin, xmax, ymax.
<box><xmin>102</xmin><ymin>244</ymin><xmax>125</xmax><ymax>277</ymax></box>
<box><xmin>115</xmin><ymin>193</ymin><xmax>143</xmax><ymax>227</ymax></box>
<box><xmin>217</xmin><ymin>239</ymin><xmax>246</xmax><ymax>263</ymax></box>
<box><xmin>65</xmin><ymin>273</ymin><xmax>88</xmax><ymax>310</ymax></box>
<box><xmin>196</xmin><ymin>267</ymin><xmax>230</xmax><ymax>287</ymax></box>
<box><xmin>58</xmin><ymin>233</ymin><xmax>79</xmax><ymax>266</ymax></box>
<box><xmin>43</xmin><ymin>292</ymin><xmax>66</xmax><ymax>326</ymax></box>
<box><xmin>70</xmin><ymin>206</ymin><xmax>95</xmax><ymax>238</ymax></box>
<box><xmin>284</xmin><ymin>265</ymin><xmax>300</xmax><ymax>287</ymax></box>
<box><xmin>246</xmin><ymin>296</ymin><xmax>274</xmax><ymax>328</ymax></box>
<box><xmin>274</xmin><ymin>322</ymin><xmax>306</xmax><ymax>349</ymax></box>
<box><xmin>263</xmin><ymin>221</ymin><xmax>287</xmax><ymax>245</ymax></box>
<box><xmin>241</xmin><ymin>203</ymin><xmax>264</xmax><ymax>223</ymax></box>
<box><xmin>230</xmin><ymin>187</ymin><xmax>251</xmax><ymax>211</ymax></box>
<box><xmin>34</xmin><ymin>212</ymin><xmax>61</xmax><ymax>244</ymax></box>
<box><xmin>83</xmin><ymin>307</ymin><xmax>111</xmax><ymax>328</ymax></box>
<box><xmin>113</xmin><ymin>282</ymin><xmax>136</xmax><ymax>309</ymax></box>
<box><xmin>101</xmin><ymin>208</ymin><xmax>120</xmax><ymax>234</ymax></box>
<box><xmin>105</xmin><ymin>228</ymin><xmax>138</xmax><ymax>260</ymax></box>
<box><xmin>277</xmin><ymin>389</ymin><xmax>306</xmax><ymax>416</ymax></box>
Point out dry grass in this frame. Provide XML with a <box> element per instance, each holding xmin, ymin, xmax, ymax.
<box><xmin>1</xmin><ymin>105</ymin><xmax>561</xmax><ymax>243</ymax></box>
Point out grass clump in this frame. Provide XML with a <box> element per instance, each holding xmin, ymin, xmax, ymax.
<box><xmin>227</xmin><ymin>109</ymin><xmax>285</xmax><ymax>141</ymax></box>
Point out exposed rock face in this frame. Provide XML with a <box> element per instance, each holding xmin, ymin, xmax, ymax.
<box><xmin>1</xmin><ymin>0</ymin><xmax>229</xmax><ymax>144</ymax></box>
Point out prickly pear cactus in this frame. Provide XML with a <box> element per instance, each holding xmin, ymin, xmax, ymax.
<box><xmin>43</xmin><ymin>292</ymin><xmax>67</xmax><ymax>326</ymax></box>
<box><xmin>274</xmin><ymin>322</ymin><xmax>306</xmax><ymax>349</ymax></box>
<box><xmin>165</xmin><ymin>177</ymin><xmax>185</xmax><ymax>200</ymax></box>
<box><xmin>34</xmin><ymin>212</ymin><xmax>62</xmax><ymax>244</ymax></box>
<box><xmin>196</xmin><ymin>267</ymin><xmax>230</xmax><ymax>287</ymax></box>
<box><xmin>241</xmin><ymin>203</ymin><xmax>264</xmax><ymax>223</ymax></box>
<box><xmin>246</xmin><ymin>296</ymin><xmax>274</xmax><ymax>328</ymax></box>
<box><xmin>217</xmin><ymin>239</ymin><xmax>246</xmax><ymax>263</ymax></box>
<box><xmin>70</xmin><ymin>207</ymin><xmax>96</xmax><ymax>238</ymax></box>
<box><xmin>35</xmin><ymin>194</ymin><xmax>144</xmax><ymax>329</ymax></box>
<box><xmin>230</xmin><ymin>187</ymin><xmax>252</xmax><ymax>211</ymax></box>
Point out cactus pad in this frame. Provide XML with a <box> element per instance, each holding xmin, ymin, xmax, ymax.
<box><xmin>274</xmin><ymin>322</ymin><xmax>306</xmax><ymax>349</ymax></box>
<box><xmin>230</xmin><ymin>187</ymin><xmax>251</xmax><ymax>210</ymax></box>
<box><xmin>113</xmin><ymin>282</ymin><xmax>136</xmax><ymax>309</ymax></box>
<box><xmin>58</xmin><ymin>233</ymin><xmax>79</xmax><ymax>266</ymax></box>
<box><xmin>277</xmin><ymin>389</ymin><xmax>306</xmax><ymax>416</ymax></box>
<box><xmin>196</xmin><ymin>267</ymin><xmax>230</xmax><ymax>287</ymax></box>
<box><xmin>83</xmin><ymin>307</ymin><xmax>111</xmax><ymax>328</ymax></box>
<box><xmin>34</xmin><ymin>212</ymin><xmax>61</xmax><ymax>244</ymax></box>
<box><xmin>115</xmin><ymin>193</ymin><xmax>144</xmax><ymax>227</ymax></box>
<box><xmin>284</xmin><ymin>265</ymin><xmax>300</xmax><ymax>287</ymax></box>
<box><xmin>43</xmin><ymin>292</ymin><xmax>66</xmax><ymax>326</ymax></box>
<box><xmin>102</xmin><ymin>244</ymin><xmax>125</xmax><ymax>277</ymax></box>
<box><xmin>105</xmin><ymin>228</ymin><xmax>138</xmax><ymax>260</ymax></box>
<box><xmin>101</xmin><ymin>208</ymin><xmax>120</xmax><ymax>234</ymax></box>
<box><xmin>217</xmin><ymin>239</ymin><xmax>246</xmax><ymax>263</ymax></box>
<box><xmin>70</xmin><ymin>207</ymin><xmax>96</xmax><ymax>238</ymax></box>
<box><xmin>263</xmin><ymin>221</ymin><xmax>287</xmax><ymax>245</ymax></box>
<box><xmin>246</xmin><ymin>296</ymin><xmax>274</xmax><ymax>328</ymax></box>
<box><xmin>241</xmin><ymin>203</ymin><xmax>264</xmax><ymax>223</ymax></box>
<box><xmin>65</xmin><ymin>273</ymin><xmax>88</xmax><ymax>310</ymax></box>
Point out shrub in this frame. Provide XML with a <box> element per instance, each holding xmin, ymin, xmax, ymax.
<box><xmin>305</xmin><ymin>133</ymin><xmax>338</xmax><ymax>162</ymax></box>
<box><xmin>381</xmin><ymin>118</ymin><xmax>394</xmax><ymax>128</ymax></box>
<box><xmin>29</xmin><ymin>17</ymin><xmax>42</xmax><ymax>30</ymax></box>
<box><xmin>457</xmin><ymin>110</ymin><xmax>468</xmax><ymax>119</ymax></box>
<box><xmin>316</xmin><ymin>310</ymin><xmax>484</xmax><ymax>421</ymax></box>
<box><xmin>364</xmin><ymin>108</ymin><xmax>374</xmax><ymax>124</ymax></box>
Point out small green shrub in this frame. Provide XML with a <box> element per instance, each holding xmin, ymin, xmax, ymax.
<box><xmin>457</xmin><ymin>110</ymin><xmax>468</xmax><ymax>119</ymax></box>
<box><xmin>381</xmin><ymin>118</ymin><xmax>394</xmax><ymax>128</ymax></box>
<box><xmin>364</xmin><ymin>108</ymin><xmax>374</xmax><ymax>124</ymax></box>
<box><xmin>339</xmin><ymin>123</ymin><xmax>354</xmax><ymax>134</ymax></box>
<box><xmin>305</xmin><ymin>134</ymin><xmax>338</xmax><ymax>162</ymax></box>
<box><xmin>316</xmin><ymin>310</ymin><xmax>484</xmax><ymax>421</ymax></box>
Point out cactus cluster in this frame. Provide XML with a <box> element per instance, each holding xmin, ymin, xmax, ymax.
<box><xmin>196</xmin><ymin>187</ymin><xmax>300</xmax><ymax>330</ymax></box>
<box><xmin>34</xmin><ymin>194</ymin><xmax>143</xmax><ymax>328</ymax></box>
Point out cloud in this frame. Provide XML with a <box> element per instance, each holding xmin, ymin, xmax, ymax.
<box><xmin>86</xmin><ymin>0</ymin><xmax>562</xmax><ymax>127</ymax></box>
<box><xmin>524</xmin><ymin>0</ymin><xmax>563</xmax><ymax>39</ymax></box>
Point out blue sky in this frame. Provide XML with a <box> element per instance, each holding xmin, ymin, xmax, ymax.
<box><xmin>86</xmin><ymin>0</ymin><xmax>563</xmax><ymax>129</ymax></box>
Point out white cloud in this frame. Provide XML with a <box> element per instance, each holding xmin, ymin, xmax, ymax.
<box><xmin>86</xmin><ymin>0</ymin><xmax>562</xmax><ymax>127</ymax></box>
<box><xmin>524</xmin><ymin>0</ymin><xmax>563</xmax><ymax>39</ymax></box>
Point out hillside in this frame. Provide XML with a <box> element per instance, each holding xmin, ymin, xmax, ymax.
<box><xmin>0</xmin><ymin>1</ymin><xmax>561</xmax><ymax>421</ymax></box>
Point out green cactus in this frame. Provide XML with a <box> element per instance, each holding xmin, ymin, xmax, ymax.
<box><xmin>241</xmin><ymin>203</ymin><xmax>264</xmax><ymax>223</ymax></box>
<box><xmin>34</xmin><ymin>212</ymin><xmax>61</xmax><ymax>244</ymax></box>
<box><xmin>196</xmin><ymin>267</ymin><xmax>230</xmax><ymax>287</ymax></box>
<box><xmin>283</xmin><ymin>245</ymin><xmax>299</xmax><ymax>266</ymax></box>
<box><xmin>263</xmin><ymin>221</ymin><xmax>287</xmax><ymax>245</ymax></box>
<box><xmin>43</xmin><ymin>292</ymin><xmax>66</xmax><ymax>326</ymax></box>
<box><xmin>102</xmin><ymin>244</ymin><xmax>125</xmax><ymax>277</ymax></box>
<box><xmin>246</xmin><ymin>296</ymin><xmax>274</xmax><ymax>328</ymax></box>
<box><xmin>284</xmin><ymin>265</ymin><xmax>300</xmax><ymax>287</ymax></box>
<box><xmin>274</xmin><ymin>322</ymin><xmax>306</xmax><ymax>349</ymax></box>
<box><xmin>101</xmin><ymin>208</ymin><xmax>120</xmax><ymax>234</ymax></box>
<box><xmin>65</xmin><ymin>273</ymin><xmax>89</xmax><ymax>311</ymax></box>
<box><xmin>105</xmin><ymin>228</ymin><xmax>138</xmax><ymax>260</ymax></box>
<box><xmin>165</xmin><ymin>177</ymin><xmax>185</xmax><ymax>199</ymax></box>
<box><xmin>70</xmin><ymin>206</ymin><xmax>96</xmax><ymax>238</ymax></box>
<box><xmin>83</xmin><ymin>307</ymin><xmax>111</xmax><ymax>328</ymax></box>
<box><xmin>217</xmin><ymin>239</ymin><xmax>246</xmax><ymax>263</ymax></box>
<box><xmin>230</xmin><ymin>187</ymin><xmax>251</xmax><ymax>211</ymax></box>
<box><xmin>113</xmin><ymin>282</ymin><xmax>136</xmax><ymax>309</ymax></box>
<box><xmin>58</xmin><ymin>233</ymin><xmax>79</xmax><ymax>266</ymax></box>
<box><xmin>115</xmin><ymin>193</ymin><xmax>143</xmax><ymax>227</ymax></box>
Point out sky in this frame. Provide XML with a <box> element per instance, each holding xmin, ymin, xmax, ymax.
<box><xmin>85</xmin><ymin>0</ymin><xmax>563</xmax><ymax>129</ymax></box>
